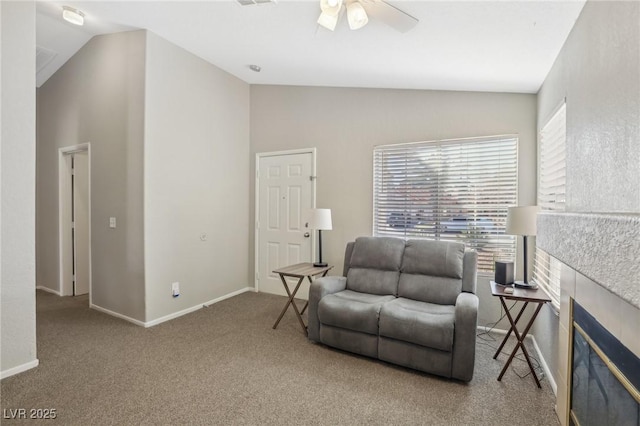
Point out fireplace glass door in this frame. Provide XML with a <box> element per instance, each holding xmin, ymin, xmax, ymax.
<box><xmin>570</xmin><ymin>302</ymin><xmax>640</xmax><ymax>426</ymax></box>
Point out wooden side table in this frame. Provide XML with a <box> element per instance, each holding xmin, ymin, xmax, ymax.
<box><xmin>490</xmin><ymin>281</ymin><xmax>551</xmax><ymax>388</ymax></box>
<box><xmin>272</xmin><ymin>263</ymin><xmax>333</xmax><ymax>335</ymax></box>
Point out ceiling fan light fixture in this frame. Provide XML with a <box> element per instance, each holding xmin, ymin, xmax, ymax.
<box><xmin>62</xmin><ymin>6</ymin><xmax>84</xmax><ymax>26</ymax></box>
<box><xmin>317</xmin><ymin>11</ymin><xmax>339</xmax><ymax>31</ymax></box>
<box><xmin>320</xmin><ymin>0</ymin><xmax>342</xmax><ymax>15</ymax></box>
<box><xmin>347</xmin><ymin>1</ymin><xmax>368</xmax><ymax>30</ymax></box>
<box><xmin>318</xmin><ymin>0</ymin><xmax>342</xmax><ymax>31</ymax></box>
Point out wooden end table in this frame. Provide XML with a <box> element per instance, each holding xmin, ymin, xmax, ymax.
<box><xmin>490</xmin><ymin>281</ymin><xmax>551</xmax><ymax>388</ymax></box>
<box><xmin>272</xmin><ymin>263</ymin><xmax>333</xmax><ymax>335</ymax></box>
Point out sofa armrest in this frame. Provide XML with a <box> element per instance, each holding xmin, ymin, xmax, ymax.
<box><xmin>451</xmin><ymin>292</ymin><xmax>479</xmax><ymax>381</ymax></box>
<box><xmin>307</xmin><ymin>276</ymin><xmax>347</xmax><ymax>342</ymax></box>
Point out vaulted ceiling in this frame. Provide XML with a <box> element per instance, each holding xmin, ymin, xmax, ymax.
<box><xmin>36</xmin><ymin>0</ymin><xmax>586</xmax><ymax>93</ymax></box>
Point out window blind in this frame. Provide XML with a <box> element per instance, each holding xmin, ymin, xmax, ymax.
<box><xmin>533</xmin><ymin>104</ymin><xmax>566</xmax><ymax>307</ymax></box>
<box><xmin>373</xmin><ymin>136</ymin><xmax>518</xmax><ymax>273</ymax></box>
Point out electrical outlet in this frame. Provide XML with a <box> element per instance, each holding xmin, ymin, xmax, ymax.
<box><xmin>109</xmin><ymin>217</ymin><xmax>116</xmax><ymax>228</ymax></box>
<box><xmin>172</xmin><ymin>282</ymin><xmax>180</xmax><ymax>298</ymax></box>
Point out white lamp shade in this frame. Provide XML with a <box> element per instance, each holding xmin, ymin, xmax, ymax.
<box><xmin>347</xmin><ymin>1</ymin><xmax>368</xmax><ymax>30</ymax></box>
<box><xmin>506</xmin><ymin>206</ymin><xmax>540</xmax><ymax>236</ymax></box>
<box><xmin>308</xmin><ymin>208</ymin><xmax>333</xmax><ymax>230</ymax></box>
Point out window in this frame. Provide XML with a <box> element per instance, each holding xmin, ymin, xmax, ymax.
<box><xmin>373</xmin><ymin>136</ymin><xmax>518</xmax><ymax>273</ymax></box>
<box><xmin>533</xmin><ymin>104</ymin><xmax>566</xmax><ymax>307</ymax></box>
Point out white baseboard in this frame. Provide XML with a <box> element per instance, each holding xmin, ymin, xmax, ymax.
<box><xmin>530</xmin><ymin>334</ymin><xmax>557</xmax><ymax>396</ymax></box>
<box><xmin>146</xmin><ymin>287</ymin><xmax>253</xmax><ymax>327</ymax></box>
<box><xmin>144</xmin><ymin>304</ymin><xmax>203</xmax><ymax>328</ymax></box>
<box><xmin>91</xmin><ymin>287</ymin><xmax>254</xmax><ymax>328</ymax></box>
<box><xmin>1</xmin><ymin>359</ymin><xmax>39</xmax><ymax>380</ymax></box>
<box><xmin>203</xmin><ymin>286</ymin><xmax>253</xmax><ymax>307</ymax></box>
<box><xmin>90</xmin><ymin>304</ymin><xmax>146</xmax><ymax>327</ymax></box>
<box><xmin>36</xmin><ymin>286</ymin><xmax>61</xmax><ymax>296</ymax></box>
<box><xmin>477</xmin><ymin>325</ymin><xmax>557</xmax><ymax>395</ymax></box>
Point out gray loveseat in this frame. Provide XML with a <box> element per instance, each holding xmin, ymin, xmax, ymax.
<box><xmin>308</xmin><ymin>236</ymin><xmax>478</xmax><ymax>382</ymax></box>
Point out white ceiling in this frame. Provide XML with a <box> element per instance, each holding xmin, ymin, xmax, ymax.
<box><xmin>36</xmin><ymin>0</ymin><xmax>586</xmax><ymax>93</ymax></box>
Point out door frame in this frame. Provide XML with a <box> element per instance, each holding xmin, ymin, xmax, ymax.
<box><xmin>254</xmin><ymin>148</ymin><xmax>317</xmax><ymax>292</ymax></box>
<box><xmin>58</xmin><ymin>143</ymin><xmax>92</xmax><ymax>302</ymax></box>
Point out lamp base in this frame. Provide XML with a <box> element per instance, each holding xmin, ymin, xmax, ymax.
<box><xmin>514</xmin><ymin>280</ymin><xmax>538</xmax><ymax>290</ymax></box>
<box><xmin>313</xmin><ymin>262</ymin><xmax>328</xmax><ymax>268</ymax></box>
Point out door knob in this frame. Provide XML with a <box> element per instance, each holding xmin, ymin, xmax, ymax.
<box><xmin>304</xmin><ymin>232</ymin><xmax>310</xmax><ymax>238</ymax></box>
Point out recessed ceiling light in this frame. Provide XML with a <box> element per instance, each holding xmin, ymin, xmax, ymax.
<box><xmin>249</xmin><ymin>65</ymin><xmax>262</xmax><ymax>72</ymax></box>
<box><xmin>62</xmin><ymin>6</ymin><xmax>84</xmax><ymax>26</ymax></box>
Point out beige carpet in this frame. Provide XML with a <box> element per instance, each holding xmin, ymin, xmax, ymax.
<box><xmin>1</xmin><ymin>290</ymin><xmax>559</xmax><ymax>425</ymax></box>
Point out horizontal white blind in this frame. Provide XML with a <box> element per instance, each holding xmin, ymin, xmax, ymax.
<box><xmin>533</xmin><ymin>249</ymin><xmax>562</xmax><ymax>304</ymax></box>
<box><xmin>538</xmin><ymin>105</ymin><xmax>567</xmax><ymax>211</ymax></box>
<box><xmin>534</xmin><ymin>104</ymin><xmax>566</xmax><ymax>307</ymax></box>
<box><xmin>373</xmin><ymin>136</ymin><xmax>518</xmax><ymax>273</ymax></box>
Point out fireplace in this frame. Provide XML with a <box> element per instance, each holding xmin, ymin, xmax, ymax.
<box><xmin>570</xmin><ymin>301</ymin><xmax>639</xmax><ymax>425</ymax></box>
<box><xmin>536</xmin><ymin>212</ymin><xmax>640</xmax><ymax>426</ymax></box>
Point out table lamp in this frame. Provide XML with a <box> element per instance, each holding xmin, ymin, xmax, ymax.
<box><xmin>506</xmin><ymin>206</ymin><xmax>540</xmax><ymax>287</ymax></box>
<box><xmin>308</xmin><ymin>208</ymin><xmax>332</xmax><ymax>267</ymax></box>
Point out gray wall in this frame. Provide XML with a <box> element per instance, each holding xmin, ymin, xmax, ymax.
<box><xmin>36</xmin><ymin>31</ymin><xmax>146</xmax><ymax>321</ymax></box>
<box><xmin>37</xmin><ymin>29</ymin><xmax>251</xmax><ymax>325</ymax></box>
<box><xmin>533</xmin><ymin>0</ymin><xmax>640</xmax><ymax>389</ymax></box>
<box><xmin>144</xmin><ymin>32</ymin><xmax>251</xmax><ymax>322</ymax></box>
<box><xmin>1</xmin><ymin>0</ymin><xmax>38</xmax><ymax>375</ymax></box>
<box><xmin>538</xmin><ymin>1</ymin><xmax>639</xmax><ymax>213</ymax></box>
<box><xmin>249</xmin><ymin>85</ymin><xmax>538</xmax><ymax>328</ymax></box>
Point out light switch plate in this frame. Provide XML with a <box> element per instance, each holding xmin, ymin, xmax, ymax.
<box><xmin>109</xmin><ymin>217</ymin><xmax>116</xmax><ymax>228</ymax></box>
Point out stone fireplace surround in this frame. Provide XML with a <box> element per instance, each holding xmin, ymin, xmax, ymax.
<box><xmin>536</xmin><ymin>212</ymin><xmax>640</xmax><ymax>425</ymax></box>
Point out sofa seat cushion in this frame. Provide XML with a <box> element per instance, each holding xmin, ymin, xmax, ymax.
<box><xmin>379</xmin><ymin>298</ymin><xmax>455</xmax><ymax>352</ymax></box>
<box><xmin>318</xmin><ymin>290</ymin><xmax>396</xmax><ymax>335</ymax></box>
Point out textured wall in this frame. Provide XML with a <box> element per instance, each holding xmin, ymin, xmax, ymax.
<box><xmin>1</xmin><ymin>0</ymin><xmax>38</xmax><ymax>376</ymax></box>
<box><xmin>534</xmin><ymin>0</ymin><xmax>640</xmax><ymax>399</ymax></box>
<box><xmin>538</xmin><ymin>212</ymin><xmax>640</xmax><ymax>309</ymax></box>
<box><xmin>536</xmin><ymin>0</ymin><xmax>640</xmax><ymax>309</ymax></box>
<box><xmin>538</xmin><ymin>1</ymin><xmax>640</xmax><ymax>213</ymax></box>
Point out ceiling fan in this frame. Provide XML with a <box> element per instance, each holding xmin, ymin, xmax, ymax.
<box><xmin>317</xmin><ymin>0</ymin><xmax>419</xmax><ymax>33</ymax></box>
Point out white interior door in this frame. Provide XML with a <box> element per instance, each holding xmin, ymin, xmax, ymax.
<box><xmin>60</xmin><ymin>146</ymin><xmax>90</xmax><ymax>297</ymax></box>
<box><xmin>61</xmin><ymin>154</ymin><xmax>74</xmax><ymax>296</ymax></box>
<box><xmin>257</xmin><ymin>151</ymin><xmax>314</xmax><ymax>297</ymax></box>
<box><xmin>73</xmin><ymin>151</ymin><xmax>90</xmax><ymax>296</ymax></box>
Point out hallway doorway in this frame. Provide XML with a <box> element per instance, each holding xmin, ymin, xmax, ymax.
<box><xmin>59</xmin><ymin>144</ymin><xmax>91</xmax><ymax>299</ymax></box>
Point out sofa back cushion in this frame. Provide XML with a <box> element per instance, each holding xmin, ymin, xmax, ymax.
<box><xmin>346</xmin><ymin>237</ymin><xmax>405</xmax><ymax>295</ymax></box>
<box><xmin>398</xmin><ymin>240</ymin><xmax>464</xmax><ymax>305</ymax></box>
<box><xmin>343</xmin><ymin>241</ymin><xmax>355</xmax><ymax>277</ymax></box>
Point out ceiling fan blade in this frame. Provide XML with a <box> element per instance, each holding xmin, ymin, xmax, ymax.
<box><xmin>363</xmin><ymin>0</ymin><xmax>418</xmax><ymax>33</ymax></box>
